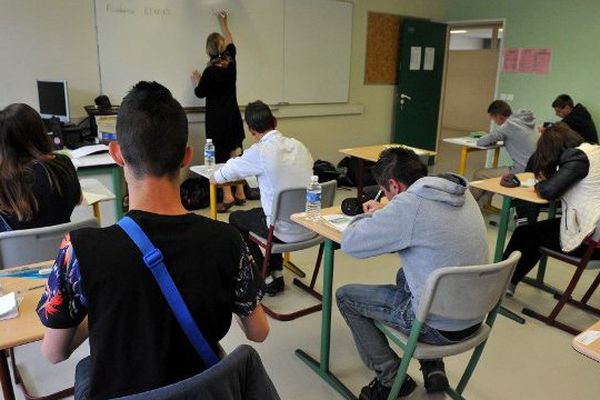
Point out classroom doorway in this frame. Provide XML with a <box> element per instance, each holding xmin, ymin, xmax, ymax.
<box><xmin>434</xmin><ymin>22</ymin><xmax>504</xmax><ymax>177</ymax></box>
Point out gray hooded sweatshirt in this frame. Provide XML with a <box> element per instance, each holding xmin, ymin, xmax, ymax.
<box><xmin>477</xmin><ymin>109</ymin><xmax>539</xmax><ymax>173</ymax></box>
<box><xmin>341</xmin><ymin>174</ymin><xmax>489</xmax><ymax>331</ymax></box>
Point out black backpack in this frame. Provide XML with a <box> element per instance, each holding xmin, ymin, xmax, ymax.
<box><xmin>180</xmin><ymin>177</ymin><xmax>210</xmax><ymax>210</ymax></box>
<box><xmin>313</xmin><ymin>159</ymin><xmax>341</xmax><ymax>183</ymax></box>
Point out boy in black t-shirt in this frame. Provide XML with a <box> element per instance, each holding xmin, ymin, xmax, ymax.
<box><xmin>36</xmin><ymin>81</ymin><xmax>269</xmax><ymax>400</ymax></box>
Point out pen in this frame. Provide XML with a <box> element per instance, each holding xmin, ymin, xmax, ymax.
<box><xmin>374</xmin><ymin>189</ymin><xmax>383</xmax><ymax>202</ymax></box>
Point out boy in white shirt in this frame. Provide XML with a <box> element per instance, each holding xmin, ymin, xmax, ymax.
<box><xmin>214</xmin><ymin>101</ymin><xmax>315</xmax><ymax>295</ymax></box>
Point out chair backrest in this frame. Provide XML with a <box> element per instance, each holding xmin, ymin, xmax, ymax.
<box><xmin>0</xmin><ymin>218</ymin><xmax>99</xmax><ymax>269</ymax></box>
<box><xmin>111</xmin><ymin>345</ymin><xmax>280</xmax><ymax>400</ymax></box>
<box><xmin>415</xmin><ymin>252</ymin><xmax>521</xmax><ymax>323</ymax></box>
<box><xmin>270</xmin><ymin>180</ymin><xmax>337</xmax><ymax>225</ymax></box>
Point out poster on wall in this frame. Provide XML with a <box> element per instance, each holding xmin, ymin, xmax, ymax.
<box><xmin>532</xmin><ymin>48</ymin><xmax>552</xmax><ymax>74</ymax></box>
<box><xmin>503</xmin><ymin>48</ymin><xmax>520</xmax><ymax>73</ymax></box>
<box><xmin>504</xmin><ymin>48</ymin><xmax>552</xmax><ymax>74</ymax></box>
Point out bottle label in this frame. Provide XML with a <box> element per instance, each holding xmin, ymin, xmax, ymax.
<box><xmin>306</xmin><ymin>192</ymin><xmax>321</xmax><ymax>203</ymax></box>
<box><xmin>204</xmin><ymin>149</ymin><xmax>215</xmax><ymax>158</ymax></box>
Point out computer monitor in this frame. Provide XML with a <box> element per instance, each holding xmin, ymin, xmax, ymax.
<box><xmin>37</xmin><ymin>80</ymin><xmax>70</xmax><ymax>123</ymax></box>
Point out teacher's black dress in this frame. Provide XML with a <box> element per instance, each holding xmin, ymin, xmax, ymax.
<box><xmin>194</xmin><ymin>43</ymin><xmax>245</xmax><ymax>163</ymax></box>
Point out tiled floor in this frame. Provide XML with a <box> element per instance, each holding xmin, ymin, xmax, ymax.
<box><xmin>7</xmin><ymin>188</ymin><xmax>600</xmax><ymax>399</ymax></box>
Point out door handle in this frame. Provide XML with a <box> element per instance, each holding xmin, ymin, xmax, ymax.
<box><xmin>400</xmin><ymin>93</ymin><xmax>412</xmax><ymax>100</ymax></box>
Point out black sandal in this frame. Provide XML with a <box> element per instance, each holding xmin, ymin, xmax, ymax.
<box><xmin>217</xmin><ymin>201</ymin><xmax>235</xmax><ymax>213</ymax></box>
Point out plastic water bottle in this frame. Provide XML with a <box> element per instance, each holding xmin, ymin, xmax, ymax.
<box><xmin>305</xmin><ymin>175</ymin><xmax>322</xmax><ymax>220</ymax></box>
<box><xmin>204</xmin><ymin>139</ymin><xmax>215</xmax><ymax>169</ymax></box>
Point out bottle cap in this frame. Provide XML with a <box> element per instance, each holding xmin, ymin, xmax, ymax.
<box><xmin>311</xmin><ymin>175</ymin><xmax>319</xmax><ymax>181</ymax></box>
<box><xmin>206</xmin><ymin>139</ymin><xmax>212</xmax><ymax>143</ymax></box>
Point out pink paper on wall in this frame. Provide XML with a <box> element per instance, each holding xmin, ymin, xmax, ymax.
<box><xmin>533</xmin><ymin>48</ymin><xmax>552</xmax><ymax>74</ymax></box>
<box><xmin>503</xmin><ymin>48</ymin><xmax>520</xmax><ymax>73</ymax></box>
<box><xmin>518</xmin><ymin>48</ymin><xmax>535</xmax><ymax>73</ymax></box>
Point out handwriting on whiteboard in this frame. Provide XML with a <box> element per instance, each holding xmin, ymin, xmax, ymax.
<box><xmin>105</xmin><ymin>3</ymin><xmax>171</xmax><ymax>17</ymax></box>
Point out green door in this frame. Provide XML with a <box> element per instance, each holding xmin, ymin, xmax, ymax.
<box><xmin>393</xmin><ymin>19</ymin><xmax>447</xmax><ymax>151</ymax></box>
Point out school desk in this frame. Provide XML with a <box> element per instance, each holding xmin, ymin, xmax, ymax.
<box><xmin>72</xmin><ymin>151</ymin><xmax>124</xmax><ymax>221</ymax></box>
<box><xmin>0</xmin><ymin>261</ymin><xmax>73</xmax><ymax>400</ymax></box>
<box><xmin>573</xmin><ymin>320</ymin><xmax>600</xmax><ymax>363</ymax></box>
<box><xmin>339</xmin><ymin>144</ymin><xmax>436</xmax><ymax>196</ymax></box>
<box><xmin>80</xmin><ymin>178</ymin><xmax>116</xmax><ymax>224</ymax></box>
<box><xmin>470</xmin><ymin>173</ymin><xmax>560</xmax><ymax>320</ymax></box>
<box><xmin>291</xmin><ymin>206</ymin><xmax>356</xmax><ymax>399</ymax></box>
<box><xmin>442</xmin><ymin>136</ymin><xmax>503</xmax><ymax>176</ymax></box>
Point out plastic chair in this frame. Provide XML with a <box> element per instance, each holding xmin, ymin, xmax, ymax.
<box><xmin>373</xmin><ymin>252</ymin><xmax>521</xmax><ymax>400</ymax></box>
<box><xmin>104</xmin><ymin>345</ymin><xmax>279</xmax><ymax>400</ymax></box>
<box><xmin>0</xmin><ymin>218</ymin><xmax>99</xmax><ymax>269</ymax></box>
<box><xmin>522</xmin><ymin>222</ymin><xmax>600</xmax><ymax>335</ymax></box>
<box><xmin>0</xmin><ymin>218</ymin><xmax>99</xmax><ymax>400</ymax></box>
<box><xmin>249</xmin><ymin>180</ymin><xmax>337</xmax><ymax>321</ymax></box>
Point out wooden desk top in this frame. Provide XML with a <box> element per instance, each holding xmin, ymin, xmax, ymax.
<box><xmin>0</xmin><ymin>261</ymin><xmax>52</xmax><ymax>350</ymax></box>
<box><xmin>573</xmin><ymin>320</ymin><xmax>600</xmax><ymax>363</ymax></box>
<box><xmin>339</xmin><ymin>144</ymin><xmax>436</xmax><ymax>162</ymax></box>
<box><xmin>469</xmin><ymin>173</ymin><xmax>548</xmax><ymax>204</ymax></box>
<box><xmin>291</xmin><ymin>206</ymin><xmax>344</xmax><ymax>244</ymax></box>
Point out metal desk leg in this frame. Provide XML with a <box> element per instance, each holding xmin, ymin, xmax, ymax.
<box><xmin>110</xmin><ymin>166</ymin><xmax>124</xmax><ymax>219</ymax></box>
<box><xmin>494</xmin><ymin>196</ymin><xmax>526</xmax><ymax>324</ymax></box>
<box><xmin>492</xmin><ymin>147</ymin><xmax>500</xmax><ymax>168</ymax></box>
<box><xmin>92</xmin><ymin>203</ymin><xmax>101</xmax><ymax>224</ymax></box>
<box><xmin>0</xmin><ymin>349</ymin><xmax>16</xmax><ymax>400</ymax></box>
<box><xmin>356</xmin><ymin>158</ymin><xmax>364</xmax><ymax>198</ymax></box>
<box><xmin>458</xmin><ymin>146</ymin><xmax>469</xmax><ymax>176</ymax></box>
<box><xmin>209</xmin><ymin>183</ymin><xmax>218</xmax><ymax>220</ymax></box>
<box><xmin>295</xmin><ymin>240</ymin><xmax>356</xmax><ymax>399</ymax></box>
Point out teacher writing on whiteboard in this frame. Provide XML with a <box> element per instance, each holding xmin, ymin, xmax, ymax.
<box><xmin>191</xmin><ymin>10</ymin><xmax>246</xmax><ymax>212</ymax></box>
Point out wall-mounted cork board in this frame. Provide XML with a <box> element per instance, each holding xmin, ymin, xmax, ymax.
<box><xmin>365</xmin><ymin>12</ymin><xmax>403</xmax><ymax>84</ymax></box>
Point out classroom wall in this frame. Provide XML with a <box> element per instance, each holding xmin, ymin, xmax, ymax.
<box><xmin>443</xmin><ymin>0</ymin><xmax>600</xmax><ymax>126</ymax></box>
<box><xmin>276</xmin><ymin>0</ymin><xmax>444</xmax><ymax>164</ymax></box>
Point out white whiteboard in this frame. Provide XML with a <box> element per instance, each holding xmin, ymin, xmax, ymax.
<box><xmin>95</xmin><ymin>0</ymin><xmax>284</xmax><ymax>107</ymax></box>
<box><xmin>95</xmin><ymin>0</ymin><xmax>352</xmax><ymax>106</ymax></box>
<box><xmin>284</xmin><ymin>0</ymin><xmax>353</xmax><ymax>103</ymax></box>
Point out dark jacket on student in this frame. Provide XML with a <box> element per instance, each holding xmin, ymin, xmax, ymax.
<box><xmin>0</xmin><ymin>154</ymin><xmax>80</xmax><ymax>232</ymax></box>
<box><xmin>562</xmin><ymin>103</ymin><xmax>598</xmax><ymax>144</ymax></box>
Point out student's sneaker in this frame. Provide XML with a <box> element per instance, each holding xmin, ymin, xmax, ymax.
<box><xmin>420</xmin><ymin>360</ymin><xmax>449</xmax><ymax>393</ymax></box>
<box><xmin>359</xmin><ymin>377</ymin><xmax>416</xmax><ymax>400</ymax></box>
<box><xmin>264</xmin><ymin>275</ymin><xmax>284</xmax><ymax>297</ymax></box>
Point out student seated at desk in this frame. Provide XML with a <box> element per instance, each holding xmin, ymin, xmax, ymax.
<box><xmin>503</xmin><ymin>124</ymin><xmax>600</xmax><ymax>295</ymax></box>
<box><xmin>213</xmin><ymin>101</ymin><xmax>314</xmax><ymax>296</ymax></box>
<box><xmin>36</xmin><ymin>82</ymin><xmax>269</xmax><ymax>400</ymax></box>
<box><xmin>0</xmin><ymin>103</ymin><xmax>81</xmax><ymax>232</ymax></box>
<box><xmin>551</xmin><ymin>94</ymin><xmax>598</xmax><ymax>144</ymax></box>
<box><xmin>470</xmin><ymin>100</ymin><xmax>538</xmax><ymax>207</ymax></box>
<box><xmin>336</xmin><ymin>148</ymin><xmax>488</xmax><ymax>399</ymax></box>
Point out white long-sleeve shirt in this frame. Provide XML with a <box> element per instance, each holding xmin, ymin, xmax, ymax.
<box><xmin>214</xmin><ymin>130</ymin><xmax>315</xmax><ymax>242</ymax></box>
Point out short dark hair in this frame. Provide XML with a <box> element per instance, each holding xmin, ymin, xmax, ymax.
<box><xmin>244</xmin><ymin>100</ymin><xmax>275</xmax><ymax>133</ymax></box>
<box><xmin>552</xmin><ymin>94</ymin><xmax>574</xmax><ymax>109</ymax></box>
<box><xmin>117</xmin><ymin>81</ymin><xmax>188</xmax><ymax>178</ymax></box>
<box><xmin>531</xmin><ymin>122</ymin><xmax>584</xmax><ymax>179</ymax></box>
<box><xmin>487</xmin><ymin>100</ymin><xmax>512</xmax><ymax>117</ymax></box>
<box><xmin>371</xmin><ymin>147</ymin><xmax>427</xmax><ymax>189</ymax></box>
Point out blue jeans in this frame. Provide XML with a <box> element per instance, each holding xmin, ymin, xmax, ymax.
<box><xmin>336</xmin><ymin>269</ymin><xmax>453</xmax><ymax>387</ymax></box>
<box><xmin>74</xmin><ymin>356</ymin><xmax>91</xmax><ymax>400</ymax></box>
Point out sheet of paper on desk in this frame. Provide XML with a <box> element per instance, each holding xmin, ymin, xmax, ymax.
<box><xmin>0</xmin><ymin>292</ymin><xmax>19</xmax><ymax>321</ymax></box>
<box><xmin>67</xmin><ymin>144</ymin><xmax>109</xmax><ymax>159</ymax></box>
<box><xmin>575</xmin><ymin>330</ymin><xmax>600</xmax><ymax>345</ymax></box>
<box><xmin>322</xmin><ymin>214</ymin><xmax>353</xmax><ymax>232</ymax></box>
<box><xmin>520</xmin><ymin>178</ymin><xmax>537</xmax><ymax>188</ymax></box>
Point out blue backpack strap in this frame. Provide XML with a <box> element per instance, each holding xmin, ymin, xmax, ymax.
<box><xmin>117</xmin><ymin>216</ymin><xmax>219</xmax><ymax>367</ymax></box>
